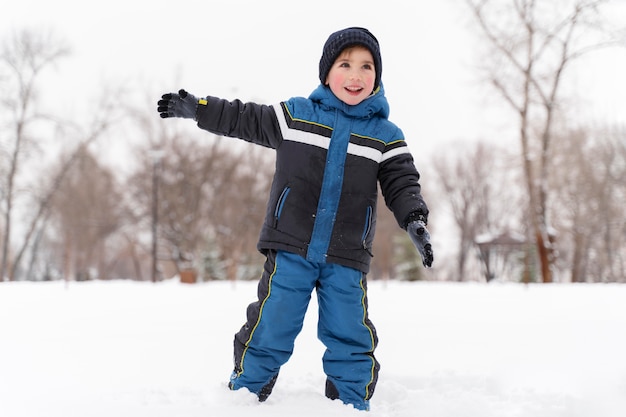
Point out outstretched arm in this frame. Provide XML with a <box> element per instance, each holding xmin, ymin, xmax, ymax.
<box><xmin>157</xmin><ymin>89</ymin><xmax>282</xmax><ymax>149</ymax></box>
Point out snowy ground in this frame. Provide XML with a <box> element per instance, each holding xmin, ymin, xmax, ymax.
<box><xmin>1</xmin><ymin>279</ymin><xmax>625</xmax><ymax>417</ymax></box>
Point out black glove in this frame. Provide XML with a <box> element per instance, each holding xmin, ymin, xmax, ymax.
<box><xmin>407</xmin><ymin>220</ymin><xmax>434</xmax><ymax>268</ymax></box>
<box><xmin>157</xmin><ymin>89</ymin><xmax>200</xmax><ymax>119</ymax></box>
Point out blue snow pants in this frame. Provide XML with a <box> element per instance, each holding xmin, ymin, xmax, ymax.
<box><xmin>228</xmin><ymin>250</ymin><xmax>380</xmax><ymax>411</ymax></box>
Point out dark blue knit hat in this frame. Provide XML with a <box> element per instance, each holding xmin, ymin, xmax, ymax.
<box><xmin>319</xmin><ymin>27</ymin><xmax>382</xmax><ymax>92</ymax></box>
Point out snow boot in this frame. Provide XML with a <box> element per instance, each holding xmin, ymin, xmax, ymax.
<box><xmin>258</xmin><ymin>374</ymin><xmax>278</xmax><ymax>402</ymax></box>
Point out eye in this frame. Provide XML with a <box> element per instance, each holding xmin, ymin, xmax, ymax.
<box><xmin>362</xmin><ymin>63</ymin><xmax>373</xmax><ymax>71</ymax></box>
<box><xmin>339</xmin><ymin>62</ymin><xmax>350</xmax><ymax>68</ymax></box>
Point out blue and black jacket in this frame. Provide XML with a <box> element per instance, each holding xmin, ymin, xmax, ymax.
<box><xmin>195</xmin><ymin>84</ymin><xmax>428</xmax><ymax>273</ymax></box>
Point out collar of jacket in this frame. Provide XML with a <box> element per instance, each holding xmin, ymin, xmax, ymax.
<box><xmin>309</xmin><ymin>83</ymin><xmax>390</xmax><ymax>120</ymax></box>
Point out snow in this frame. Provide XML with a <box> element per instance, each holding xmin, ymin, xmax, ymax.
<box><xmin>1</xmin><ymin>280</ymin><xmax>625</xmax><ymax>417</ymax></box>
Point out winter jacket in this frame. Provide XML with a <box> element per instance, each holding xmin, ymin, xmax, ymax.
<box><xmin>195</xmin><ymin>84</ymin><xmax>428</xmax><ymax>273</ymax></box>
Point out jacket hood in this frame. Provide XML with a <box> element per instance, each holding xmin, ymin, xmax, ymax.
<box><xmin>309</xmin><ymin>83</ymin><xmax>390</xmax><ymax>119</ymax></box>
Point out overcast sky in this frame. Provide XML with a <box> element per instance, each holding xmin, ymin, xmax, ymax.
<box><xmin>3</xmin><ymin>0</ymin><xmax>626</xmax><ymax>164</ymax></box>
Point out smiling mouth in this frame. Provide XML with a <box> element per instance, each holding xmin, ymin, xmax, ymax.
<box><xmin>344</xmin><ymin>86</ymin><xmax>363</xmax><ymax>95</ymax></box>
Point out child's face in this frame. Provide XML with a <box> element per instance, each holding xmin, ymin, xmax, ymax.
<box><xmin>325</xmin><ymin>46</ymin><xmax>376</xmax><ymax>106</ymax></box>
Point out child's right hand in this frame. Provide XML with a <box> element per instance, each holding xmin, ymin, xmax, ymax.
<box><xmin>157</xmin><ymin>89</ymin><xmax>201</xmax><ymax>120</ymax></box>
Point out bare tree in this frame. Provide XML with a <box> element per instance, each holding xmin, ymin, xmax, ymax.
<box><xmin>127</xmin><ymin>122</ymin><xmax>274</xmax><ymax>281</ymax></box>
<box><xmin>464</xmin><ymin>0</ymin><xmax>617</xmax><ymax>282</ymax></box>
<box><xmin>0</xmin><ymin>29</ymin><xmax>70</xmax><ymax>280</ymax></box>
<box><xmin>550</xmin><ymin>126</ymin><xmax>626</xmax><ymax>282</ymax></box>
<box><xmin>43</xmin><ymin>145</ymin><xmax>127</xmax><ymax>281</ymax></box>
<box><xmin>431</xmin><ymin>140</ymin><xmax>522</xmax><ymax>281</ymax></box>
<box><xmin>209</xmin><ymin>146</ymin><xmax>273</xmax><ymax>281</ymax></box>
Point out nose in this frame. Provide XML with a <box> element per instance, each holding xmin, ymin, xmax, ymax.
<box><xmin>348</xmin><ymin>69</ymin><xmax>361</xmax><ymax>81</ymax></box>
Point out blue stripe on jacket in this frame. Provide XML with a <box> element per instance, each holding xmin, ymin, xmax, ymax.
<box><xmin>306</xmin><ymin>113</ymin><xmax>351</xmax><ymax>263</ymax></box>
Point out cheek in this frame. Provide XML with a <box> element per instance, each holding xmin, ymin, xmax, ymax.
<box><xmin>326</xmin><ymin>72</ymin><xmax>344</xmax><ymax>87</ymax></box>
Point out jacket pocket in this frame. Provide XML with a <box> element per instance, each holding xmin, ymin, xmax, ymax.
<box><xmin>273</xmin><ymin>186</ymin><xmax>291</xmax><ymax>228</ymax></box>
<box><xmin>361</xmin><ymin>205</ymin><xmax>374</xmax><ymax>256</ymax></box>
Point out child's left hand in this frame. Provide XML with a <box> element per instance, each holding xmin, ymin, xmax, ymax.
<box><xmin>407</xmin><ymin>220</ymin><xmax>433</xmax><ymax>268</ymax></box>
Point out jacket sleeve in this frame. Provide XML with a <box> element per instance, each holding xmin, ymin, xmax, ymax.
<box><xmin>195</xmin><ymin>96</ymin><xmax>283</xmax><ymax>149</ymax></box>
<box><xmin>379</xmin><ymin>150</ymin><xmax>429</xmax><ymax>229</ymax></box>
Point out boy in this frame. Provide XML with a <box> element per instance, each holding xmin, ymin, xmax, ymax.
<box><xmin>158</xmin><ymin>27</ymin><xmax>433</xmax><ymax>411</ymax></box>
